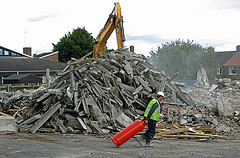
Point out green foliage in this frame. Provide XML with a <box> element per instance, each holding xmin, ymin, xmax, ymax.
<box><xmin>148</xmin><ymin>39</ymin><xmax>219</xmax><ymax>80</ymax></box>
<box><xmin>106</xmin><ymin>48</ymin><xmax>115</xmax><ymax>53</ymax></box>
<box><xmin>52</xmin><ymin>27</ymin><xmax>95</xmax><ymax>63</ymax></box>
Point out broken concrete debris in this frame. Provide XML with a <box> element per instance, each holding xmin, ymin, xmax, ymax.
<box><xmin>0</xmin><ymin>116</ymin><xmax>17</xmax><ymax>134</ymax></box>
<box><xmin>135</xmin><ymin>81</ymin><xmax>240</xmax><ymax>139</ymax></box>
<box><xmin>0</xmin><ymin>50</ymin><xmax>239</xmax><ymax>139</ymax></box>
<box><xmin>11</xmin><ymin>50</ymin><xmax>196</xmax><ymax>134</ymax></box>
<box><xmin>185</xmin><ymin>83</ymin><xmax>240</xmax><ymax>136</ymax></box>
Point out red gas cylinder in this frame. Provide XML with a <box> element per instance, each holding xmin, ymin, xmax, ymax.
<box><xmin>111</xmin><ymin>120</ymin><xmax>147</xmax><ymax>147</ymax></box>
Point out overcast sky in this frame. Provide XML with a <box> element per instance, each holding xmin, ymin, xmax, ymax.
<box><xmin>1</xmin><ymin>0</ymin><xmax>240</xmax><ymax>56</ymax></box>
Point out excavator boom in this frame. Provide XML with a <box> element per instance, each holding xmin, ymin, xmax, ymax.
<box><xmin>92</xmin><ymin>2</ymin><xmax>125</xmax><ymax>58</ymax></box>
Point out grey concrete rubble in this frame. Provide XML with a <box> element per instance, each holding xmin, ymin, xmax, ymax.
<box><xmin>184</xmin><ymin>83</ymin><xmax>240</xmax><ymax>135</ymax></box>
<box><xmin>0</xmin><ymin>116</ymin><xmax>17</xmax><ymax>134</ymax></box>
<box><xmin>186</xmin><ymin>83</ymin><xmax>240</xmax><ymax>117</ymax></box>
<box><xmin>6</xmin><ymin>50</ymin><xmax>196</xmax><ymax>134</ymax></box>
<box><xmin>0</xmin><ymin>50</ymin><xmax>239</xmax><ymax>138</ymax></box>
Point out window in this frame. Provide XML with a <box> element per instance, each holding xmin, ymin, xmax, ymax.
<box><xmin>11</xmin><ymin>52</ymin><xmax>17</xmax><ymax>56</ymax></box>
<box><xmin>4</xmin><ymin>50</ymin><xmax>9</xmax><ymax>55</ymax></box>
<box><xmin>229</xmin><ymin>66</ymin><xmax>238</xmax><ymax>75</ymax></box>
<box><xmin>0</xmin><ymin>49</ymin><xmax>3</xmax><ymax>55</ymax></box>
<box><xmin>217</xmin><ymin>67</ymin><xmax>222</xmax><ymax>75</ymax></box>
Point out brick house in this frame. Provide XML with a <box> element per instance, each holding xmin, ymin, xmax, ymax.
<box><xmin>0</xmin><ymin>45</ymin><xmax>31</xmax><ymax>58</ymax></box>
<box><xmin>217</xmin><ymin>46</ymin><xmax>240</xmax><ymax>80</ymax></box>
<box><xmin>33</xmin><ymin>51</ymin><xmax>59</xmax><ymax>62</ymax></box>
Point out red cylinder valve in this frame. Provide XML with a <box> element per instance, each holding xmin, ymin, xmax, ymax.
<box><xmin>111</xmin><ymin>120</ymin><xmax>147</xmax><ymax>147</ymax></box>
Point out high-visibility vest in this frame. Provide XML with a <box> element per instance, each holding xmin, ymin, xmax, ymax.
<box><xmin>144</xmin><ymin>99</ymin><xmax>161</xmax><ymax>121</ymax></box>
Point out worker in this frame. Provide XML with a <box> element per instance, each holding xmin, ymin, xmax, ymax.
<box><xmin>137</xmin><ymin>91</ymin><xmax>164</xmax><ymax>147</ymax></box>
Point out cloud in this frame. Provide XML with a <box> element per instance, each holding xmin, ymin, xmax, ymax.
<box><xmin>213</xmin><ymin>0</ymin><xmax>240</xmax><ymax>10</ymax></box>
<box><xmin>228</xmin><ymin>0</ymin><xmax>240</xmax><ymax>8</ymax></box>
<box><xmin>126</xmin><ymin>34</ymin><xmax>168</xmax><ymax>44</ymax></box>
<box><xmin>27</xmin><ymin>14</ymin><xmax>59</xmax><ymax>22</ymax></box>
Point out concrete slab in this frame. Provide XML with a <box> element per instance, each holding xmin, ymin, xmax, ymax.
<box><xmin>0</xmin><ymin>116</ymin><xmax>17</xmax><ymax>134</ymax></box>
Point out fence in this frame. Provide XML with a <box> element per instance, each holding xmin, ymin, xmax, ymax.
<box><xmin>0</xmin><ymin>83</ymin><xmax>42</xmax><ymax>92</ymax></box>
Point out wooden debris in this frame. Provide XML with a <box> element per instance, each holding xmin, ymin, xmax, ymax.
<box><xmin>155</xmin><ymin>127</ymin><xmax>190</xmax><ymax>136</ymax></box>
<box><xmin>136</xmin><ymin>123</ymin><xmax>223</xmax><ymax>140</ymax></box>
<box><xmin>0</xmin><ymin>111</ymin><xmax>12</xmax><ymax>117</ymax></box>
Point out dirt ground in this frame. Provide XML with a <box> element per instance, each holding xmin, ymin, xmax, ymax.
<box><xmin>0</xmin><ymin>132</ymin><xmax>240</xmax><ymax>158</ymax></box>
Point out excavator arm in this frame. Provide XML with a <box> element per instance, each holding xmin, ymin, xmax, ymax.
<box><xmin>92</xmin><ymin>2</ymin><xmax>125</xmax><ymax>58</ymax></box>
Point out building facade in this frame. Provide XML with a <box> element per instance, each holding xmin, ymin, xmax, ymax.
<box><xmin>217</xmin><ymin>45</ymin><xmax>240</xmax><ymax>80</ymax></box>
<box><xmin>0</xmin><ymin>46</ymin><xmax>66</xmax><ymax>84</ymax></box>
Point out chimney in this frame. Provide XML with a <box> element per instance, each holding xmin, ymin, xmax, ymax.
<box><xmin>23</xmin><ymin>47</ymin><xmax>32</xmax><ymax>56</ymax></box>
<box><xmin>130</xmin><ymin>45</ymin><xmax>134</xmax><ymax>52</ymax></box>
<box><xmin>236</xmin><ymin>45</ymin><xmax>240</xmax><ymax>52</ymax></box>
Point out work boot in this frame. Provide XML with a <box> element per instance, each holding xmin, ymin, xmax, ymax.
<box><xmin>145</xmin><ymin>139</ymin><xmax>154</xmax><ymax>147</ymax></box>
<box><xmin>136</xmin><ymin>135</ymin><xmax>146</xmax><ymax>147</ymax></box>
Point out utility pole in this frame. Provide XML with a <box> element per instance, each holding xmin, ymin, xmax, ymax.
<box><xmin>24</xmin><ymin>31</ymin><xmax>27</xmax><ymax>47</ymax></box>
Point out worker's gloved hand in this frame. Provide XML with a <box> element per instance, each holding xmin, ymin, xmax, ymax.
<box><xmin>143</xmin><ymin>120</ymin><xmax>148</xmax><ymax>124</ymax></box>
<box><xmin>143</xmin><ymin>117</ymin><xmax>148</xmax><ymax>124</ymax></box>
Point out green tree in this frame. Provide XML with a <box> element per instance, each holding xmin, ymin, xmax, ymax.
<box><xmin>148</xmin><ymin>39</ymin><xmax>219</xmax><ymax>80</ymax></box>
<box><xmin>52</xmin><ymin>27</ymin><xmax>95</xmax><ymax>63</ymax></box>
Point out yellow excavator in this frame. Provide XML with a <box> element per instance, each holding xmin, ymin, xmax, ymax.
<box><xmin>92</xmin><ymin>2</ymin><xmax>125</xmax><ymax>58</ymax></box>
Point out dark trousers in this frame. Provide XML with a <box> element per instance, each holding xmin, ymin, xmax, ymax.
<box><xmin>143</xmin><ymin>119</ymin><xmax>157</xmax><ymax>140</ymax></box>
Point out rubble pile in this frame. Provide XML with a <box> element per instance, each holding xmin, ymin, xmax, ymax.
<box><xmin>160</xmin><ymin>103</ymin><xmax>219</xmax><ymax>127</ymax></box>
<box><xmin>0</xmin><ymin>90</ymin><xmax>32</xmax><ymax>117</ymax></box>
<box><xmin>186</xmin><ymin>83</ymin><xmax>240</xmax><ymax>116</ymax></box>
<box><xmin>1</xmin><ymin>50</ymin><xmax>239</xmax><ymax>138</ymax></box>
<box><xmin>13</xmin><ymin>51</ymin><xmax>195</xmax><ymax>134</ymax></box>
<box><xmin>0</xmin><ymin>90</ymin><xmax>34</xmax><ymax>134</ymax></box>
<box><xmin>136</xmin><ymin>83</ymin><xmax>240</xmax><ymax>139</ymax></box>
<box><xmin>184</xmin><ymin>84</ymin><xmax>240</xmax><ymax>134</ymax></box>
